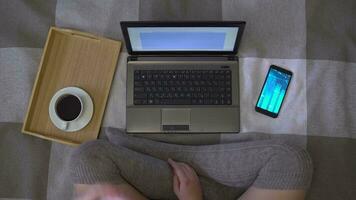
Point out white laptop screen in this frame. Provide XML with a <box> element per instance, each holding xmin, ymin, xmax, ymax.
<box><xmin>127</xmin><ymin>27</ymin><xmax>239</xmax><ymax>52</ymax></box>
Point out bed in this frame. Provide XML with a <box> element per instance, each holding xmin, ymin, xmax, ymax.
<box><xmin>0</xmin><ymin>0</ymin><xmax>355</xmax><ymax>199</ymax></box>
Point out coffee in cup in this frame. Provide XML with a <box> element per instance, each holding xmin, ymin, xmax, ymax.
<box><xmin>54</xmin><ymin>94</ymin><xmax>83</xmax><ymax>129</ymax></box>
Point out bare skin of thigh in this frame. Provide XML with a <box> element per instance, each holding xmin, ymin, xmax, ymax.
<box><xmin>74</xmin><ymin>183</ymin><xmax>306</xmax><ymax>200</ymax></box>
<box><xmin>74</xmin><ymin>184</ymin><xmax>148</xmax><ymax>200</ymax></box>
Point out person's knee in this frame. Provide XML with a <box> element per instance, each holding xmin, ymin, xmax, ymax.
<box><xmin>70</xmin><ymin>140</ymin><xmax>128</xmax><ymax>184</ymax></box>
<box><xmin>69</xmin><ymin>140</ymin><xmax>114</xmax><ymax>179</ymax></box>
<box><xmin>70</xmin><ymin>140</ymin><xmax>110</xmax><ymax>165</ymax></box>
<box><xmin>271</xmin><ymin>143</ymin><xmax>313</xmax><ymax>174</ymax></box>
<box><xmin>256</xmin><ymin>142</ymin><xmax>313</xmax><ymax>189</ymax></box>
<box><xmin>270</xmin><ymin>143</ymin><xmax>313</xmax><ymax>186</ymax></box>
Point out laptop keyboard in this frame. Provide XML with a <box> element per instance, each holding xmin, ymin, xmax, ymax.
<box><xmin>133</xmin><ymin>70</ymin><xmax>232</xmax><ymax>105</ymax></box>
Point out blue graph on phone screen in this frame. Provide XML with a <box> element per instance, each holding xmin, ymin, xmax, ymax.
<box><xmin>257</xmin><ymin>68</ymin><xmax>291</xmax><ymax>113</ymax></box>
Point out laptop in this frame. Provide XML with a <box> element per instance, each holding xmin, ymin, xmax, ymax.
<box><xmin>120</xmin><ymin>21</ymin><xmax>246</xmax><ymax>133</ymax></box>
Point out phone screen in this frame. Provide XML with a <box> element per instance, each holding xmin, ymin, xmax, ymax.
<box><xmin>255</xmin><ymin>65</ymin><xmax>292</xmax><ymax>118</ymax></box>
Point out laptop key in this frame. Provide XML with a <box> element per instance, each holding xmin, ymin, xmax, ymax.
<box><xmin>134</xmin><ymin>87</ymin><xmax>145</xmax><ymax>92</ymax></box>
<box><xmin>134</xmin><ymin>93</ymin><xmax>147</xmax><ymax>99</ymax></box>
<box><xmin>140</xmin><ymin>74</ymin><xmax>147</xmax><ymax>80</ymax></box>
<box><xmin>213</xmin><ymin>99</ymin><xmax>220</xmax><ymax>105</ymax></box>
<box><xmin>134</xmin><ymin>99</ymin><xmax>147</xmax><ymax>105</ymax></box>
<box><xmin>171</xmin><ymin>99</ymin><xmax>191</xmax><ymax>105</ymax></box>
<box><xmin>134</xmin><ymin>81</ymin><xmax>144</xmax><ymax>87</ymax></box>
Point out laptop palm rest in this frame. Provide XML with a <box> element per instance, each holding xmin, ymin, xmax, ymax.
<box><xmin>161</xmin><ymin>109</ymin><xmax>191</xmax><ymax>131</ymax></box>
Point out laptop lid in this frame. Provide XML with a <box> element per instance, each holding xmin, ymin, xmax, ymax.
<box><xmin>120</xmin><ymin>21</ymin><xmax>246</xmax><ymax>55</ymax></box>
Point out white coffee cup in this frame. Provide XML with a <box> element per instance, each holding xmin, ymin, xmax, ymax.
<box><xmin>49</xmin><ymin>87</ymin><xmax>94</xmax><ymax>132</ymax></box>
<box><xmin>53</xmin><ymin>93</ymin><xmax>83</xmax><ymax>130</ymax></box>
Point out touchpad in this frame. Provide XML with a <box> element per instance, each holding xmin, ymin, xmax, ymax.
<box><xmin>161</xmin><ymin>109</ymin><xmax>191</xmax><ymax>131</ymax></box>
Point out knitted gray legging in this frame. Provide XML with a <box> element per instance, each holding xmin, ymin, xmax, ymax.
<box><xmin>70</xmin><ymin>128</ymin><xmax>313</xmax><ymax>200</ymax></box>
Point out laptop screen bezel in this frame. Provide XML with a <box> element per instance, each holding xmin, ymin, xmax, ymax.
<box><xmin>120</xmin><ymin>21</ymin><xmax>246</xmax><ymax>55</ymax></box>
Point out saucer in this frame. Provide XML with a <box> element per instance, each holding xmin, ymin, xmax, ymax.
<box><xmin>49</xmin><ymin>87</ymin><xmax>94</xmax><ymax>132</ymax></box>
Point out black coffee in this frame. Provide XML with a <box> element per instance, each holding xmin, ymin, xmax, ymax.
<box><xmin>55</xmin><ymin>95</ymin><xmax>82</xmax><ymax>121</ymax></box>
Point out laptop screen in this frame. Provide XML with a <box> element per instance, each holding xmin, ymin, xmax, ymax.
<box><xmin>121</xmin><ymin>21</ymin><xmax>246</xmax><ymax>54</ymax></box>
<box><xmin>128</xmin><ymin>27</ymin><xmax>238</xmax><ymax>52</ymax></box>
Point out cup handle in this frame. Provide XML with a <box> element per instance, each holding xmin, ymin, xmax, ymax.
<box><xmin>61</xmin><ymin>121</ymin><xmax>69</xmax><ymax>130</ymax></box>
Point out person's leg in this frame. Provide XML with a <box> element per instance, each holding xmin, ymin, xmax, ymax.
<box><xmin>70</xmin><ymin>140</ymin><xmax>176</xmax><ymax>199</ymax></box>
<box><xmin>105</xmin><ymin>128</ymin><xmax>313</xmax><ymax>191</ymax></box>
<box><xmin>70</xmin><ymin>139</ymin><xmax>240</xmax><ymax>200</ymax></box>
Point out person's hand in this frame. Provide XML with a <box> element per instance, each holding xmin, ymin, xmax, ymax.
<box><xmin>168</xmin><ymin>158</ymin><xmax>203</xmax><ymax>200</ymax></box>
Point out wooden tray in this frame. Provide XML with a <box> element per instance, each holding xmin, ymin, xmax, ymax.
<box><xmin>22</xmin><ymin>27</ymin><xmax>121</xmax><ymax>146</ymax></box>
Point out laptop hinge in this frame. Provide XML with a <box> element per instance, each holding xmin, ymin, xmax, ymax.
<box><xmin>227</xmin><ymin>56</ymin><xmax>238</xmax><ymax>61</ymax></box>
<box><xmin>128</xmin><ymin>55</ymin><xmax>238</xmax><ymax>62</ymax></box>
<box><xmin>128</xmin><ymin>56</ymin><xmax>138</xmax><ymax>62</ymax></box>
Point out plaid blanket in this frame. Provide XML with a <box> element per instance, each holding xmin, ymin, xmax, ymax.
<box><xmin>0</xmin><ymin>0</ymin><xmax>355</xmax><ymax>199</ymax></box>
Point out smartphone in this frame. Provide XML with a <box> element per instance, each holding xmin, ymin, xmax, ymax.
<box><xmin>255</xmin><ymin>65</ymin><xmax>293</xmax><ymax>118</ymax></box>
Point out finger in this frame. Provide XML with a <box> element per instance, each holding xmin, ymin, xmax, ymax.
<box><xmin>172</xmin><ymin>160</ymin><xmax>190</xmax><ymax>177</ymax></box>
<box><xmin>172</xmin><ymin>174</ymin><xmax>180</xmax><ymax>194</ymax></box>
<box><xmin>168</xmin><ymin>159</ymin><xmax>188</xmax><ymax>181</ymax></box>
<box><xmin>167</xmin><ymin>158</ymin><xmax>175</xmax><ymax>167</ymax></box>
<box><xmin>167</xmin><ymin>158</ymin><xmax>178</xmax><ymax>173</ymax></box>
<box><xmin>181</xmin><ymin>163</ymin><xmax>198</xmax><ymax>177</ymax></box>
<box><xmin>179</xmin><ymin>163</ymin><xmax>193</xmax><ymax>177</ymax></box>
<box><xmin>168</xmin><ymin>159</ymin><xmax>187</xmax><ymax>176</ymax></box>
<box><xmin>173</xmin><ymin>160</ymin><xmax>195</xmax><ymax>179</ymax></box>
<box><xmin>168</xmin><ymin>158</ymin><xmax>180</xmax><ymax>168</ymax></box>
<box><xmin>168</xmin><ymin>158</ymin><xmax>183</xmax><ymax>173</ymax></box>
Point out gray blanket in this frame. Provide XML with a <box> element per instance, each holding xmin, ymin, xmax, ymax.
<box><xmin>0</xmin><ymin>0</ymin><xmax>355</xmax><ymax>199</ymax></box>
